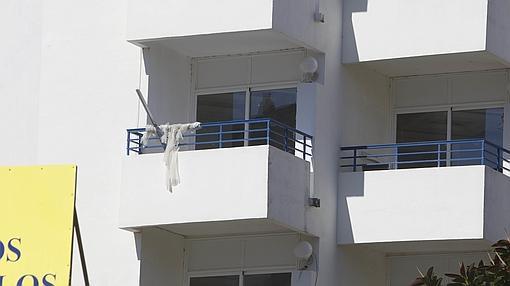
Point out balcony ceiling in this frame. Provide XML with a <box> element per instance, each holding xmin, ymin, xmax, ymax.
<box><xmin>136</xmin><ymin>30</ymin><xmax>301</xmax><ymax>58</ymax></box>
<box><xmin>356</xmin><ymin>51</ymin><xmax>509</xmax><ymax>77</ymax></box>
<box><xmin>157</xmin><ymin>219</ymin><xmax>292</xmax><ymax>237</ymax></box>
<box><xmin>359</xmin><ymin>239</ymin><xmax>492</xmax><ymax>255</ymax></box>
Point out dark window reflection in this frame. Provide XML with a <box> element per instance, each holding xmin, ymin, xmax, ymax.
<box><xmin>451</xmin><ymin>108</ymin><xmax>504</xmax><ymax>167</ymax></box>
<box><xmin>196</xmin><ymin>92</ymin><xmax>246</xmax><ymax>149</ymax></box>
<box><xmin>244</xmin><ymin>273</ymin><xmax>291</xmax><ymax>286</ymax></box>
<box><xmin>190</xmin><ymin>275</ymin><xmax>239</xmax><ymax>286</ymax></box>
<box><xmin>396</xmin><ymin>111</ymin><xmax>448</xmax><ymax>169</ymax></box>
<box><xmin>249</xmin><ymin>88</ymin><xmax>297</xmax><ymax>152</ymax></box>
<box><xmin>195</xmin><ymin>89</ymin><xmax>297</xmax><ymax>154</ymax></box>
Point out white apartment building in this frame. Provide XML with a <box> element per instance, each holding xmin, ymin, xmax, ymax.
<box><xmin>2</xmin><ymin>0</ymin><xmax>510</xmax><ymax>285</ymax></box>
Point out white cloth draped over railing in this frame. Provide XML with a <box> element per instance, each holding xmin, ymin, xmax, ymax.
<box><xmin>142</xmin><ymin>122</ymin><xmax>201</xmax><ymax>192</ymax></box>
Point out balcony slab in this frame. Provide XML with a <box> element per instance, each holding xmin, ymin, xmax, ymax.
<box><xmin>343</xmin><ymin>0</ymin><xmax>510</xmax><ymax>76</ymax></box>
<box><xmin>119</xmin><ymin>145</ymin><xmax>311</xmax><ymax>236</ymax></box>
<box><xmin>338</xmin><ymin>166</ymin><xmax>510</xmax><ymax>253</ymax></box>
<box><xmin>127</xmin><ymin>0</ymin><xmax>321</xmax><ymax>55</ymax></box>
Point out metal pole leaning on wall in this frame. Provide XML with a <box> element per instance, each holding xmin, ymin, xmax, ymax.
<box><xmin>74</xmin><ymin>208</ymin><xmax>90</xmax><ymax>286</ymax></box>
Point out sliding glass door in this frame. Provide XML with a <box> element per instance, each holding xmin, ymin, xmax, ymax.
<box><xmin>189</xmin><ymin>273</ymin><xmax>291</xmax><ymax>286</ymax></box>
<box><xmin>396</xmin><ymin>107</ymin><xmax>504</xmax><ymax>169</ymax></box>
<box><xmin>396</xmin><ymin>111</ymin><xmax>448</xmax><ymax>169</ymax></box>
<box><xmin>196</xmin><ymin>88</ymin><xmax>297</xmax><ymax>151</ymax></box>
<box><xmin>450</xmin><ymin>108</ymin><xmax>504</xmax><ymax>168</ymax></box>
<box><xmin>249</xmin><ymin>88</ymin><xmax>297</xmax><ymax>149</ymax></box>
<box><xmin>190</xmin><ymin>275</ymin><xmax>240</xmax><ymax>286</ymax></box>
<box><xmin>196</xmin><ymin>92</ymin><xmax>246</xmax><ymax>149</ymax></box>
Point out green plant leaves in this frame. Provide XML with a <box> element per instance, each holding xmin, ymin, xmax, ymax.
<box><xmin>410</xmin><ymin>238</ymin><xmax>510</xmax><ymax>286</ymax></box>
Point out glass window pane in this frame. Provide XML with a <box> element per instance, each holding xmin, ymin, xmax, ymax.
<box><xmin>196</xmin><ymin>92</ymin><xmax>246</xmax><ymax>149</ymax></box>
<box><xmin>243</xmin><ymin>273</ymin><xmax>291</xmax><ymax>286</ymax></box>
<box><xmin>451</xmin><ymin>108</ymin><xmax>504</xmax><ymax>143</ymax></box>
<box><xmin>250</xmin><ymin>88</ymin><xmax>297</xmax><ymax>127</ymax></box>
<box><xmin>396</xmin><ymin>111</ymin><xmax>448</xmax><ymax>169</ymax></box>
<box><xmin>451</xmin><ymin>108</ymin><xmax>504</xmax><ymax>167</ymax></box>
<box><xmin>397</xmin><ymin>111</ymin><xmax>448</xmax><ymax>143</ymax></box>
<box><xmin>190</xmin><ymin>275</ymin><xmax>239</xmax><ymax>286</ymax></box>
<box><xmin>249</xmin><ymin>88</ymin><xmax>297</xmax><ymax>152</ymax></box>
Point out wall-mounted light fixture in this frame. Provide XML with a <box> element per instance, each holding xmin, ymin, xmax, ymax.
<box><xmin>294</xmin><ymin>241</ymin><xmax>314</xmax><ymax>270</ymax></box>
<box><xmin>300</xmin><ymin>56</ymin><xmax>319</xmax><ymax>83</ymax></box>
<box><xmin>294</xmin><ymin>241</ymin><xmax>313</xmax><ymax>260</ymax></box>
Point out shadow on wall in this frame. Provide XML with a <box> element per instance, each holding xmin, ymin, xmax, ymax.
<box><xmin>140</xmin><ymin>43</ymin><xmax>192</xmax><ymax>126</ymax></box>
<box><xmin>342</xmin><ymin>0</ymin><xmax>368</xmax><ymax>63</ymax></box>
<box><xmin>337</xmin><ymin>171</ymin><xmax>365</xmax><ymax>244</ymax></box>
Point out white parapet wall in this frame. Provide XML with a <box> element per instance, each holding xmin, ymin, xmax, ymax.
<box><xmin>342</xmin><ymin>0</ymin><xmax>510</xmax><ymax>65</ymax></box>
<box><xmin>127</xmin><ymin>0</ymin><xmax>274</xmax><ymax>41</ymax></box>
<box><xmin>119</xmin><ymin>145</ymin><xmax>311</xmax><ymax>235</ymax></box>
<box><xmin>126</xmin><ymin>0</ymin><xmax>321</xmax><ymax>55</ymax></box>
<box><xmin>338</xmin><ymin>166</ymin><xmax>510</xmax><ymax>250</ymax></box>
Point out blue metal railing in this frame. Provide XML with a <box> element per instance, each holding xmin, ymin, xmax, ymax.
<box><xmin>126</xmin><ymin>118</ymin><xmax>313</xmax><ymax>160</ymax></box>
<box><xmin>340</xmin><ymin>139</ymin><xmax>510</xmax><ymax>173</ymax></box>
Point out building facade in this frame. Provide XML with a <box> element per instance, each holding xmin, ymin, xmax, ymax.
<box><xmin>2</xmin><ymin>0</ymin><xmax>510</xmax><ymax>285</ymax></box>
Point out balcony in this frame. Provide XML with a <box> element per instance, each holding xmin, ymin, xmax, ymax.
<box><xmin>343</xmin><ymin>0</ymin><xmax>510</xmax><ymax>76</ymax></box>
<box><xmin>119</xmin><ymin>119</ymin><xmax>314</xmax><ymax>236</ymax></box>
<box><xmin>127</xmin><ymin>0</ymin><xmax>320</xmax><ymax>56</ymax></box>
<box><xmin>338</xmin><ymin>139</ymin><xmax>510</xmax><ymax>253</ymax></box>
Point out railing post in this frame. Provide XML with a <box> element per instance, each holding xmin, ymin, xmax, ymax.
<box><xmin>137</xmin><ymin>133</ymin><xmax>142</xmax><ymax>154</ymax></box>
<box><xmin>437</xmin><ymin>143</ymin><xmax>441</xmax><ymax>167</ymax></box>
<box><xmin>219</xmin><ymin>125</ymin><xmax>223</xmax><ymax>148</ymax></box>
<box><xmin>353</xmin><ymin>149</ymin><xmax>357</xmax><ymax>172</ymax></box>
<box><xmin>127</xmin><ymin>131</ymin><xmax>131</xmax><ymax>156</ymax></box>
<box><xmin>284</xmin><ymin>128</ymin><xmax>288</xmax><ymax>152</ymax></box>
<box><xmin>266</xmin><ymin>120</ymin><xmax>270</xmax><ymax>145</ymax></box>
<box><xmin>393</xmin><ymin>145</ymin><xmax>398</xmax><ymax>170</ymax></box>
<box><xmin>481</xmin><ymin>140</ymin><xmax>485</xmax><ymax>166</ymax></box>
<box><xmin>303</xmin><ymin>136</ymin><xmax>306</xmax><ymax>160</ymax></box>
<box><xmin>497</xmin><ymin>145</ymin><xmax>502</xmax><ymax>172</ymax></box>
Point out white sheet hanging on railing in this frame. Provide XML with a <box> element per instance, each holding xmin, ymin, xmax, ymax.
<box><xmin>142</xmin><ymin>122</ymin><xmax>201</xmax><ymax>192</ymax></box>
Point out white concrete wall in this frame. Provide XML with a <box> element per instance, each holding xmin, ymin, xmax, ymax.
<box><xmin>193</xmin><ymin>51</ymin><xmax>304</xmax><ymax>91</ymax></box>
<box><xmin>487</xmin><ymin>0</ymin><xmax>510</xmax><ymax>65</ymax></box>
<box><xmin>343</xmin><ymin>0</ymin><xmax>489</xmax><ymax>63</ymax></box>
<box><xmin>393</xmin><ymin>70</ymin><xmax>510</xmax><ymax>111</ymax></box>
<box><xmin>340</xmin><ymin>66</ymin><xmax>391</xmax><ymax>146</ymax></box>
<box><xmin>140</xmin><ymin>228</ymin><xmax>185</xmax><ymax>286</ymax></box>
<box><xmin>0</xmin><ymin>0</ymin><xmax>42</xmax><ymax>164</ymax></box>
<box><xmin>120</xmin><ymin>146</ymin><xmax>269</xmax><ymax>228</ymax></box>
<box><xmin>0</xmin><ymin>1</ymin><xmax>144</xmax><ymax>285</ymax></box>
<box><xmin>268</xmin><ymin>146</ymin><xmax>311</xmax><ymax>233</ymax></box>
<box><xmin>186</xmin><ymin>234</ymin><xmax>298</xmax><ymax>272</ymax></box>
<box><xmin>119</xmin><ymin>146</ymin><xmax>310</xmax><ymax>233</ymax></box>
<box><xmin>484</xmin><ymin>167</ymin><xmax>510</xmax><ymax>242</ymax></box>
<box><xmin>272</xmin><ymin>0</ymin><xmax>321</xmax><ymax>51</ymax></box>
<box><xmin>126</xmin><ymin>0</ymin><xmax>324</xmax><ymax>53</ymax></box>
<box><xmin>144</xmin><ymin>44</ymin><xmax>192</xmax><ymax>124</ymax></box>
<box><xmin>339</xmin><ymin>166</ymin><xmax>487</xmax><ymax>245</ymax></box>
<box><xmin>127</xmin><ymin>0</ymin><xmax>273</xmax><ymax>42</ymax></box>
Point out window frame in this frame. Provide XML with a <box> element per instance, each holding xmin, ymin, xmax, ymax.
<box><xmin>192</xmin><ymin>83</ymin><xmax>298</xmax><ymax>124</ymax></box>
<box><xmin>186</xmin><ymin>268</ymin><xmax>294</xmax><ymax>286</ymax></box>
<box><xmin>393</xmin><ymin>104</ymin><xmax>505</xmax><ymax>168</ymax></box>
<box><xmin>392</xmin><ymin>103</ymin><xmax>506</xmax><ymax>144</ymax></box>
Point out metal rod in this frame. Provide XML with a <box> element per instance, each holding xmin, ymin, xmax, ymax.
<box><xmin>219</xmin><ymin>125</ymin><xmax>223</xmax><ymax>148</ymax></box>
<box><xmin>127</xmin><ymin>131</ymin><xmax>131</xmax><ymax>156</ymax></box>
<box><xmin>136</xmin><ymin>89</ymin><xmax>158</xmax><ymax>129</ymax></box>
<box><xmin>437</xmin><ymin>144</ymin><xmax>441</xmax><ymax>167</ymax></box>
<box><xmin>74</xmin><ymin>208</ymin><xmax>90</xmax><ymax>286</ymax></box>
<box><xmin>135</xmin><ymin>89</ymin><xmax>166</xmax><ymax>146</ymax></box>
<box><xmin>353</xmin><ymin>149</ymin><xmax>357</xmax><ymax>172</ymax></box>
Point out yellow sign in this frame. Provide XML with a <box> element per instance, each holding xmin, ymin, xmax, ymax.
<box><xmin>0</xmin><ymin>165</ymin><xmax>77</xmax><ymax>286</ymax></box>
